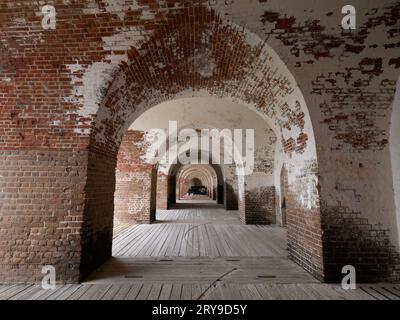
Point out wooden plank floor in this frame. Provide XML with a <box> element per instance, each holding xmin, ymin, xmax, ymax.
<box><xmin>113</xmin><ymin>223</ymin><xmax>130</xmax><ymax>239</ymax></box>
<box><xmin>0</xmin><ymin>283</ymin><xmax>399</xmax><ymax>300</ymax></box>
<box><xmin>112</xmin><ymin>204</ymin><xmax>287</xmax><ymax>257</ymax></box>
<box><xmin>85</xmin><ymin>257</ymin><xmax>318</xmax><ymax>284</ymax></box>
<box><xmin>1</xmin><ymin>202</ymin><xmax>399</xmax><ymax>300</ymax></box>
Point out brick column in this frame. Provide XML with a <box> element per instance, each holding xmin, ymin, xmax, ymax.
<box><xmin>114</xmin><ymin>131</ymin><xmax>156</xmax><ymax>225</ymax></box>
<box><xmin>241</xmin><ymin>186</ymin><xmax>276</xmax><ymax>224</ymax></box>
<box><xmin>156</xmin><ymin>172</ymin><xmax>168</xmax><ymax>210</ymax></box>
<box><xmin>224</xmin><ymin>179</ymin><xmax>238</xmax><ymax>210</ymax></box>
<box><xmin>0</xmin><ymin>150</ymin><xmax>88</xmax><ymax>283</ymax></box>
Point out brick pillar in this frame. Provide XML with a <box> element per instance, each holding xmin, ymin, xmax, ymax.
<box><xmin>241</xmin><ymin>187</ymin><xmax>276</xmax><ymax>224</ymax></box>
<box><xmin>114</xmin><ymin>131</ymin><xmax>156</xmax><ymax>225</ymax></box>
<box><xmin>217</xmin><ymin>184</ymin><xmax>224</xmax><ymax>204</ymax></box>
<box><xmin>156</xmin><ymin>173</ymin><xmax>168</xmax><ymax>210</ymax></box>
<box><xmin>0</xmin><ymin>150</ymin><xmax>88</xmax><ymax>283</ymax></box>
<box><xmin>224</xmin><ymin>180</ymin><xmax>238</xmax><ymax>210</ymax></box>
<box><xmin>80</xmin><ymin>151</ymin><xmax>116</xmax><ymax>280</ymax></box>
<box><xmin>167</xmin><ymin>175</ymin><xmax>176</xmax><ymax>208</ymax></box>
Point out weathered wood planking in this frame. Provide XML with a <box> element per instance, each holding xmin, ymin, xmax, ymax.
<box><xmin>0</xmin><ymin>283</ymin><xmax>399</xmax><ymax>300</ymax></box>
<box><xmin>1</xmin><ymin>203</ymin><xmax>399</xmax><ymax>300</ymax></box>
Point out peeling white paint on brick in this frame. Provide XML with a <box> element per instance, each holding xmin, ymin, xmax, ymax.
<box><xmin>83</xmin><ymin>0</ymin><xmax>139</xmax><ymax>19</ymax></box>
<box><xmin>102</xmin><ymin>28</ymin><xmax>147</xmax><ymax>52</ymax></box>
<box><xmin>66</xmin><ymin>61</ymin><xmax>118</xmax><ymax>117</ymax></box>
<box><xmin>188</xmin><ymin>48</ymin><xmax>217</xmax><ymax>78</ymax></box>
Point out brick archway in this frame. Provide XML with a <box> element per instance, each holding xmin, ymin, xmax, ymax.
<box><xmin>0</xmin><ymin>4</ymin><xmax>326</xmax><ymax>284</ymax></box>
<box><xmin>80</xmin><ymin>10</ymin><xmax>323</xmax><ymax>282</ymax></box>
<box><xmin>166</xmin><ymin>160</ymin><xmax>225</xmax><ymax>209</ymax></box>
<box><xmin>176</xmin><ymin>166</ymin><xmax>216</xmax><ymax>200</ymax></box>
<box><xmin>0</xmin><ymin>0</ymin><xmax>399</xmax><ymax>288</ymax></box>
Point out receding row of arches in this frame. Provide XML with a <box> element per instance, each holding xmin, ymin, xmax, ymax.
<box><xmin>113</xmin><ymin>122</ymin><xmax>290</xmax><ymax>230</ymax></box>
<box><xmin>70</xmin><ymin>12</ymin><xmax>329</xmax><ymax>282</ymax></box>
<box><xmin>2</xmin><ymin>4</ymin><xmax>399</xmax><ymax>287</ymax></box>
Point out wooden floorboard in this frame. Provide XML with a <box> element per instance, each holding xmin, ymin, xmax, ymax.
<box><xmin>112</xmin><ymin>284</ymin><xmax>132</xmax><ymax>300</ymax></box>
<box><xmin>2</xmin><ymin>202</ymin><xmax>399</xmax><ymax>300</ymax></box>
<box><xmin>112</xmin><ymin>205</ymin><xmax>287</xmax><ymax>258</ymax></box>
<box><xmin>2</xmin><ymin>282</ymin><xmax>391</xmax><ymax>300</ymax></box>
<box><xmin>84</xmin><ymin>256</ymin><xmax>319</xmax><ymax>285</ymax></box>
<box><xmin>159</xmin><ymin>283</ymin><xmax>173</xmax><ymax>300</ymax></box>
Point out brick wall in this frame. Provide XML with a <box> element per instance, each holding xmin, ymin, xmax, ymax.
<box><xmin>0</xmin><ymin>150</ymin><xmax>87</xmax><ymax>283</ymax></box>
<box><xmin>0</xmin><ymin>0</ymin><xmax>324</xmax><ymax>283</ymax></box>
<box><xmin>114</xmin><ymin>131</ymin><xmax>156</xmax><ymax>225</ymax></box>
<box><xmin>241</xmin><ymin>187</ymin><xmax>276</xmax><ymax>224</ymax></box>
<box><xmin>321</xmin><ymin>202</ymin><xmax>400</xmax><ymax>283</ymax></box>
<box><xmin>224</xmin><ymin>181</ymin><xmax>238</xmax><ymax>211</ymax></box>
<box><xmin>285</xmin><ymin>160</ymin><xmax>324</xmax><ymax>281</ymax></box>
<box><xmin>0</xmin><ymin>0</ymin><xmax>399</xmax><ymax>284</ymax></box>
<box><xmin>156</xmin><ymin>172</ymin><xmax>168</xmax><ymax>210</ymax></box>
<box><xmin>80</xmin><ymin>151</ymin><xmax>116</xmax><ymax>280</ymax></box>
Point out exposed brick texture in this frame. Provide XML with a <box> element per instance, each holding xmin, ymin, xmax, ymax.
<box><xmin>156</xmin><ymin>172</ymin><xmax>168</xmax><ymax>210</ymax></box>
<box><xmin>322</xmin><ymin>202</ymin><xmax>400</xmax><ymax>283</ymax></box>
<box><xmin>285</xmin><ymin>160</ymin><xmax>324</xmax><ymax>280</ymax></box>
<box><xmin>114</xmin><ymin>131</ymin><xmax>156</xmax><ymax>224</ymax></box>
<box><xmin>241</xmin><ymin>187</ymin><xmax>276</xmax><ymax>225</ymax></box>
<box><xmin>0</xmin><ymin>150</ymin><xmax>86</xmax><ymax>283</ymax></box>
<box><xmin>0</xmin><ymin>0</ymin><xmax>399</xmax><ymax>284</ymax></box>
<box><xmin>80</xmin><ymin>151</ymin><xmax>116</xmax><ymax>280</ymax></box>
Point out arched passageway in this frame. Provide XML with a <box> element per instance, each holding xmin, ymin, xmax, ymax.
<box><xmin>2</xmin><ymin>1</ymin><xmax>399</xmax><ymax>288</ymax></box>
<box><xmin>167</xmin><ymin>162</ymin><xmax>224</xmax><ymax>207</ymax></box>
<box><xmin>75</xmin><ymin>8</ymin><xmax>322</xmax><ymax>282</ymax></box>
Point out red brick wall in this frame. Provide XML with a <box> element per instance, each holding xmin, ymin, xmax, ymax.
<box><xmin>114</xmin><ymin>131</ymin><xmax>156</xmax><ymax>224</ymax></box>
<box><xmin>80</xmin><ymin>151</ymin><xmax>116</xmax><ymax>280</ymax></box>
<box><xmin>0</xmin><ymin>1</ymin><xmax>325</xmax><ymax>283</ymax></box>
<box><xmin>0</xmin><ymin>150</ymin><xmax>87</xmax><ymax>283</ymax></box>
<box><xmin>0</xmin><ymin>0</ymin><xmax>399</xmax><ymax>284</ymax></box>
<box><xmin>285</xmin><ymin>160</ymin><xmax>324</xmax><ymax>281</ymax></box>
<box><xmin>156</xmin><ymin>173</ymin><xmax>168</xmax><ymax>210</ymax></box>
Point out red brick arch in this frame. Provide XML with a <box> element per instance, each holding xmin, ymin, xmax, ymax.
<box><xmin>80</xmin><ymin>10</ymin><xmax>324</xmax><ymax>282</ymax></box>
<box><xmin>177</xmin><ymin>165</ymin><xmax>217</xmax><ymax>199</ymax></box>
<box><xmin>0</xmin><ymin>3</ymin><xmax>325</xmax><ymax>284</ymax></box>
<box><xmin>1</xmin><ymin>0</ymin><xmax>400</xmax><ymax>286</ymax></box>
<box><xmin>165</xmin><ymin>154</ymin><xmax>225</xmax><ymax>209</ymax></box>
